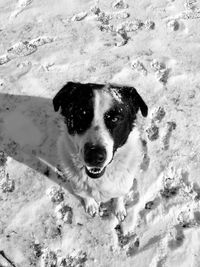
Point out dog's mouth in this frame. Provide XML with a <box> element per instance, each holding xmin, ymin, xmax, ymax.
<box><xmin>85</xmin><ymin>166</ymin><xmax>106</xmax><ymax>179</ymax></box>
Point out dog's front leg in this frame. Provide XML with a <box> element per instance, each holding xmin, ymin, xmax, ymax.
<box><xmin>113</xmin><ymin>197</ymin><xmax>127</xmax><ymax>221</ymax></box>
<box><xmin>74</xmin><ymin>190</ymin><xmax>99</xmax><ymax>217</ymax></box>
<box><xmin>83</xmin><ymin>196</ymin><xmax>100</xmax><ymax>217</ymax></box>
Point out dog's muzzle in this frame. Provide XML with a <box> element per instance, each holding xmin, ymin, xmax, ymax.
<box><xmin>84</xmin><ymin>143</ymin><xmax>107</xmax><ymax>179</ymax></box>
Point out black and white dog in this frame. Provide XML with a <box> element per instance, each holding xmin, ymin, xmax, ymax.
<box><xmin>53</xmin><ymin>82</ymin><xmax>148</xmax><ymax>221</ymax></box>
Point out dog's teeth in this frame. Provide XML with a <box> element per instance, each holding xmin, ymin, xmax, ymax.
<box><xmin>87</xmin><ymin>167</ymin><xmax>102</xmax><ymax>174</ymax></box>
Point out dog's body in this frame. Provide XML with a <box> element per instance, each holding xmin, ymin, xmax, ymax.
<box><xmin>53</xmin><ymin>82</ymin><xmax>148</xmax><ymax>221</ymax></box>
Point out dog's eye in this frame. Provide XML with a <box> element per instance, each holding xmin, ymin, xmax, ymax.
<box><xmin>111</xmin><ymin>116</ymin><xmax>120</xmax><ymax>123</ymax></box>
<box><xmin>105</xmin><ymin>114</ymin><xmax>123</xmax><ymax>124</ymax></box>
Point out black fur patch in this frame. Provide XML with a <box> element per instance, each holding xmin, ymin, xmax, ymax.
<box><xmin>104</xmin><ymin>85</ymin><xmax>148</xmax><ymax>152</ymax></box>
<box><xmin>104</xmin><ymin>102</ymin><xmax>134</xmax><ymax>151</ymax></box>
<box><xmin>53</xmin><ymin>82</ymin><xmax>104</xmax><ymax>135</ymax></box>
<box><xmin>53</xmin><ymin>83</ymin><xmax>148</xmax><ymax>143</ymax></box>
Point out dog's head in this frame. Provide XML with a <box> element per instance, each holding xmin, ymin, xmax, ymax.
<box><xmin>53</xmin><ymin>82</ymin><xmax>148</xmax><ymax>179</ymax></box>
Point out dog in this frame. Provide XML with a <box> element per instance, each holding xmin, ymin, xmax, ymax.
<box><xmin>53</xmin><ymin>82</ymin><xmax>148</xmax><ymax>221</ymax></box>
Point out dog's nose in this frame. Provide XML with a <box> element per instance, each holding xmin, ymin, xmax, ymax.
<box><xmin>84</xmin><ymin>143</ymin><xmax>107</xmax><ymax>166</ymax></box>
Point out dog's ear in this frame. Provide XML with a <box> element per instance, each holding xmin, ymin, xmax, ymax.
<box><xmin>120</xmin><ymin>86</ymin><xmax>148</xmax><ymax>117</ymax></box>
<box><xmin>130</xmin><ymin>87</ymin><xmax>148</xmax><ymax>117</ymax></box>
<box><xmin>53</xmin><ymin>82</ymin><xmax>77</xmax><ymax>112</ymax></box>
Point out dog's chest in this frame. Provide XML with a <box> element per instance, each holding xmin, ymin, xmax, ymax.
<box><xmin>83</xmin><ymin>156</ymin><xmax>139</xmax><ymax>202</ymax></box>
<box><xmin>59</xmin><ymin>121</ymin><xmax>143</xmax><ymax>203</ymax></box>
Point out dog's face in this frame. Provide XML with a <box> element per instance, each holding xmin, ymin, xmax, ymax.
<box><xmin>53</xmin><ymin>82</ymin><xmax>148</xmax><ymax>179</ymax></box>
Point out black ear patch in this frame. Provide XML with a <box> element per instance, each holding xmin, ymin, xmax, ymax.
<box><xmin>53</xmin><ymin>82</ymin><xmax>105</xmax><ymax>135</ymax></box>
<box><xmin>116</xmin><ymin>86</ymin><xmax>148</xmax><ymax>117</ymax></box>
<box><xmin>53</xmin><ymin>82</ymin><xmax>105</xmax><ymax>112</ymax></box>
<box><xmin>53</xmin><ymin>82</ymin><xmax>79</xmax><ymax>112</ymax></box>
<box><xmin>129</xmin><ymin>87</ymin><xmax>148</xmax><ymax>117</ymax></box>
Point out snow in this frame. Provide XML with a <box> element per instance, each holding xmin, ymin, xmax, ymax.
<box><xmin>0</xmin><ymin>0</ymin><xmax>200</xmax><ymax>266</ymax></box>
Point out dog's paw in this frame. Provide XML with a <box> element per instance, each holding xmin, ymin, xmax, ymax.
<box><xmin>113</xmin><ymin>197</ymin><xmax>127</xmax><ymax>222</ymax></box>
<box><xmin>84</xmin><ymin>197</ymin><xmax>99</xmax><ymax>217</ymax></box>
<box><xmin>115</xmin><ymin>206</ymin><xmax>127</xmax><ymax>222</ymax></box>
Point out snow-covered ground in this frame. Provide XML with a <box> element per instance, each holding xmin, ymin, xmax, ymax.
<box><xmin>0</xmin><ymin>0</ymin><xmax>200</xmax><ymax>266</ymax></box>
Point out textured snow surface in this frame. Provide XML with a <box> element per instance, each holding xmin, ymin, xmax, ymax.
<box><xmin>0</xmin><ymin>0</ymin><xmax>200</xmax><ymax>266</ymax></box>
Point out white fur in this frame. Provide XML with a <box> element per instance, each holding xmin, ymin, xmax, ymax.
<box><xmin>57</xmin><ymin>89</ymin><xmax>144</xmax><ymax>220</ymax></box>
<box><xmin>58</xmin><ymin>123</ymin><xmax>143</xmax><ymax>217</ymax></box>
